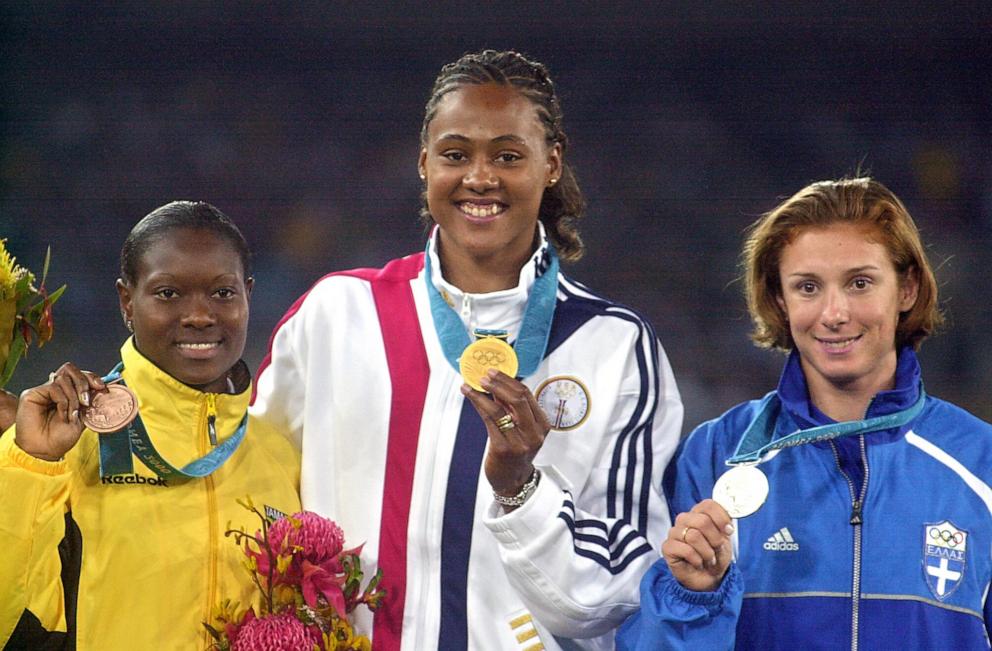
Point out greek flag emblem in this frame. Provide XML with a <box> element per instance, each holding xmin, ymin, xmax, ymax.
<box><xmin>923</xmin><ymin>520</ymin><xmax>967</xmax><ymax>601</ymax></box>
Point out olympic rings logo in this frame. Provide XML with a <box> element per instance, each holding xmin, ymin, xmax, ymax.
<box><xmin>928</xmin><ymin>527</ymin><xmax>965</xmax><ymax>547</ymax></box>
<box><xmin>472</xmin><ymin>350</ymin><xmax>506</xmax><ymax>365</ymax></box>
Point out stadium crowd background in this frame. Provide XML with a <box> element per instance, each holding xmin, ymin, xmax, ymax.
<box><xmin>2</xmin><ymin>2</ymin><xmax>990</xmax><ymax>430</ymax></box>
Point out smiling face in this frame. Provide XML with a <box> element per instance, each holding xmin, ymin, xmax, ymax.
<box><xmin>418</xmin><ymin>82</ymin><xmax>561</xmax><ymax>277</ymax></box>
<box><xmin>776</xmin><ymin>222</ymin><xmax>919</xmax><ymax>401</ymax></box>
<box><xmin>117</xmin><ymin>226</ymin><xmax>252</xmax><ymax>393</ymax></box>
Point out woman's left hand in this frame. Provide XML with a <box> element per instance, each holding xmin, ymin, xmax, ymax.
<box><xmin>462</xmin><ymin>369</ymin><xmax>551</xmax><ymax>501</ymax></box>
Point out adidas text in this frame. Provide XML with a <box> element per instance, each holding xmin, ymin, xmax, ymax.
<box><xmin>763</xmin><ymin>540</ymin><xmax>800</xmax><ymax>551</ymax></box>
<box><xmin>764</xmin><ymin>527</ymin><xmax>799</xmax><ymax>552</ymax></box>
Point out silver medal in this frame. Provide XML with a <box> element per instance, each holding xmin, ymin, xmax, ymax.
<box><xmin>713</xmin><ymin>465</ymin><xmax>769</xmax><ymax>518</ymax></box>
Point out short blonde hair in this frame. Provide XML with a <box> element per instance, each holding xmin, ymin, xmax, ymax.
<box><xmin>743</xmin><ymin>177</ymin><xmax>942</xmax><ymax>351</ymax></box>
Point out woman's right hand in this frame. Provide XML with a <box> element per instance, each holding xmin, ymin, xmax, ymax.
<box><xmin>662</xmin><ymin>499</ymin><xmax>735</xmax><ymax>592</ymax></box>
<box><xmin>15</xmin><ymin>363</ymin><xmax>105</xmax><ymax>461</ymax></box>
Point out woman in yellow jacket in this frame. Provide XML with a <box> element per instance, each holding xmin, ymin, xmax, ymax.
<box><xmin>0</xmin><ymin>201</ymin><xmax>301</xmax><ymax>650</ymax></box>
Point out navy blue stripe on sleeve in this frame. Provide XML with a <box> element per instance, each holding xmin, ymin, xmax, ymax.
<box><xmin>557</xmin><ymin>276</ymin><xmax>660</xmax><ymax>535</ymax></box>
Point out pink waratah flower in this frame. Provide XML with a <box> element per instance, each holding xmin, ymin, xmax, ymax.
<box><xmin>231</xmin><ymin>611</ymin><xmax>319</xmax><ymax>651</ymax></box>
<box><xmin>270</xmin><ymin>511</ymin><xmax>346</xmax><ymax>563</ymax></box>
<box><xmin>248</xmin><ymin>511</ymin><xmax>355</xmax><ymax>618</ymax></box>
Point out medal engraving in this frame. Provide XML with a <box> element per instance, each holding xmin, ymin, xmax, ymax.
<box><xmin>82</xmin><ymin>384</ymin><xmax>139</xmax><ymax>433</ymax></box>
<box><xmin>460</xmin><ymin>337</ymin><xmax>519</xmax><ymax>392</ymax></box>
<box><xmin>713</xmin><ymin>465</ymin><xmax>768</xmax><ymax>518</ymax></box>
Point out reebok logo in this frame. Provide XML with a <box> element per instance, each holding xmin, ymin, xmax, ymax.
<box><xmin>101</xmin><ymin>474</ymin><xmax>169</xmax><ymax>487</ymax></box>
<box><xmin>763</xmin><ymin>527</ymin><xmax>799</xmax><ymax>551</ymax></box>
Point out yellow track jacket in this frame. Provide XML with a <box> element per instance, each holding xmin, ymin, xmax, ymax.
<box><xmin>0</xmin><ymin>338</ymin><xmax>301</xmax><ymax>650</ymax></box>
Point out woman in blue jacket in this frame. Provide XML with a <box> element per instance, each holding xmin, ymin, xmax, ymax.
<box><xmin>618</xmin><ymin>177</ymin><xmax>992</xmax><ymax>649</ymax></box>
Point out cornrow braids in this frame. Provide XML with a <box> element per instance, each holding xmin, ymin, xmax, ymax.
<box><xmin>419</xmin><ymin>50</ymin><xmax>586</xmax><ymax>262</ymax></box>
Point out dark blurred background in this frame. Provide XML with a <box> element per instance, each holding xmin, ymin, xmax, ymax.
<box><xmin>3</xmin><ymin>1</ymin><xmax>991</xmax><ymax>430</ymax></box>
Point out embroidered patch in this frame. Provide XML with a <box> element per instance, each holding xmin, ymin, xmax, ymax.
<box><xmin>923</xmin><ymin>520</ymin><xmax>967</xmax><ymax>601</ymax></box>
<box><xmin>535</xmin><ymin>376</ymin><xmax>590</xmax><ymax>431</ymax></box>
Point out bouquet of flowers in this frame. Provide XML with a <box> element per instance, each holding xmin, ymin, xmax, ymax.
<box><xmin>0</xmin><ymin>240</ymin><xmax>66</xmax><ymax>388</ymax></box>
<box><xmin>204</xmin><ymin>498</ymin><xmax>385</xmax><ymax>651</ymax></box>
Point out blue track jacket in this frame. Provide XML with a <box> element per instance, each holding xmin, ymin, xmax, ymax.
<box><xmin>618</xmin><ymin>348</ymin><xmax>992</xmax><ymax>650</ymax></box>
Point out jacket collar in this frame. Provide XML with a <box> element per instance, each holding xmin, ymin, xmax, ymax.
<box><xmin>119</xmin><ymin>337</ymin><xmax>251</xmax><ymax>420</ymax></box>
<box><xmin>425</xmin><ymin>223</ymin><xmax>552</xmax><ymax>341</ymax></box>
<box><xmin>776</xmin><ymin>345</ymin><xmax>922</xmax><ymax>429</ymax></box>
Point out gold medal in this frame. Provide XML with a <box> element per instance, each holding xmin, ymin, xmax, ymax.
<box><xmin>460</xmin><ymin>337</ymin><xmax>518</xmax><ymax>392</ymax></box>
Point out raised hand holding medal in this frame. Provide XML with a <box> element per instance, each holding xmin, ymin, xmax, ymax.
<box><xmin>459</xmin><ymin>332</ymin><xmax>519</xmax><ymax>393</ymax></box>
<box><xmin>425</xmin><ymin>238</ymin><xmax>560</xmax><ymax>507</ymax></box>
<box><xmin>13</xmin><ymin>362</ymin><xmax>108</xmax><ymax>462</ymax></box>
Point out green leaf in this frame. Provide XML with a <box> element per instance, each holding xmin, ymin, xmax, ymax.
<box><xmin>46</xmin><ymin>284</ymin><xmax>67</xmax><ymax>304</ymax></box>
<box><xmin>203</xmin><ymin>622</ymin><xmax>223</xmax><ymax>641</ymax></box>
<box><xmin>41</xmin><ymin>246</ymin><xmax>52</xmax><ymax>286</ymax></box>
<box><xmin>0</xmin><ymin>332</ymin><xmax>27</xmax><ymax>388</ymax></box>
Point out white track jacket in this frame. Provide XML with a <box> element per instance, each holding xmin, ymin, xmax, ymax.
<box><xmin>250</xmin><ymin>230</ymin><xmax>682</xmax><ymax>650</ymax></box>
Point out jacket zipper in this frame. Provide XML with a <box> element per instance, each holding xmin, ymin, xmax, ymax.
<box><xmin>831</xmin><ymin>434</ymin><xmax>870</xmax><ymax>651</ymax></box>
<box><xmin>201</xmin><ymin>394</ymin><xmax>219</xmax><ymax>649</ymax></box>
<box><xmin>206</xmin><ymin>393</ymin><xmax>218</xmax><ymax>446</ymax></box>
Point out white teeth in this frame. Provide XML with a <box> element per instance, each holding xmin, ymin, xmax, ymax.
<box><xmin>178</xmin><ymin>342</ymin><xmax>218</xmax><ymax>350</ymax></box>
<box><xmin>460</xmin><ymin>202</ymin><xmax>503</xmax><ymax>218</ymax></box>
<box><xmin>821</xmin><ymin>338</ymin><xmax>855</xmax><ymax>348</ymax></box>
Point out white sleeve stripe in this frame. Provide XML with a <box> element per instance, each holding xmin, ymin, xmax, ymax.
<box><xmin>906</xmin><ymin>431</ymin><xmax>992</xmax><ymax>518</ymax></box>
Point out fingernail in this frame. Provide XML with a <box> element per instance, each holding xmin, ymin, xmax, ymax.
<box><xmin>80</xmin><ymin>392</ymin><xmax>90</xmax><ymax>406</ymax></box>
<box><xmin>460</xmin><ymin>384</ymin><xmax>471</xmax><ymax>395</ymax></box>
<box><xmin>487</xmin><ymin>368</ymin><xmax>499</xmax><ymax>379</ymax></box>
<box><xmin>479</xmin><ymin>377</ymin><xmax>492</xmax><ymax>389</ymax></box>
<box><xmin>71</xmin><ymin>409</ymin><xmax>79</xmax><ymax>422</ymax></box>
<box><xmin>710</xmin><ymin>556</ymin><xmax>717</xmax><ymax>566</ymax></box>
<box><xmin>725</xmin><ymin>524</ymin><xmax>735</xmax><ymax>535</ymax></box>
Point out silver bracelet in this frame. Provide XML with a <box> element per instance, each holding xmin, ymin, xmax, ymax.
<box><xmin>493</xmin><ymin>468</ymin><xmax>541</xmax><ymax>508</ymax></box>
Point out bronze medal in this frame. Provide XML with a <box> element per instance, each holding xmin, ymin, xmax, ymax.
<box><xmin>459</xmin><ymin>337</ymin><xmax>519</xmax><ymax>392</ymax></box>
<box><xmin>82</xmin><ymin>383</ymin><xmax>139</xmax><ymax>433</ymax></box>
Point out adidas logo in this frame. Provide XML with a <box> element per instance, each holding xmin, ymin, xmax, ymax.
<box><xmin>763</xmin><ymin>527</ymin><xmax>800</xmax><ymax>551</ymax></box>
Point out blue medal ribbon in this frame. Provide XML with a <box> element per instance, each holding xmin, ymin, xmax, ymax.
<box><xmin>97</xmin><ymin>363</ymin><xmax>247</xmax><ymax>480</ymax></box>
<box><xmin>726</xmin><ymin>383</ymin><xmax>927</xmax><ymax>465</ymax></box>
<box><xmin>424</xmin><ymin>238</ymin><xmax>559</xmax><ymax>379</ymax></box>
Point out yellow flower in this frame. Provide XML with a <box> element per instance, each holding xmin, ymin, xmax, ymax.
<box><xmin>0</xmin><ymin>240</ymin><xmax>21</xmax><ymax>300</ymax></box>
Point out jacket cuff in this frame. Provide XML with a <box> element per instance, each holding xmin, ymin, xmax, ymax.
<box><xmin>5</xmin><ymin>440</ymin><xmax>69</xmax><ymax>476</ymax></box>
<box><xmin>662</xmin><ymin>561</ymin><xmax>742</xmax><ymax>609</ymax></box>
<box><xmin>483</xmin><ymin>464</ymin><xmax>567</xmax><ymax>543</ymax></box>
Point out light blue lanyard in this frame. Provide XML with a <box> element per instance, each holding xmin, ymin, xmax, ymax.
<box><xmin>726</xmin><ymin>384</ymin><xmax>927</xmax><ymax>465</ymax></box>
<box><xmin>424</xmin><ymin>240</ymin><xmax>559</xmax><ymax>378</ymax></box>
<box><xmin>97</xmin><ymin>363</ymin><xmax>247</xmax><ymax>480</ymax></box>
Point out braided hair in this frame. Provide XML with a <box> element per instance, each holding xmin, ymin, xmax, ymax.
<box><xmin>420</xmin><ymin>50</ymin><xmax>586</xmax><ymax>262</ymax></box>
